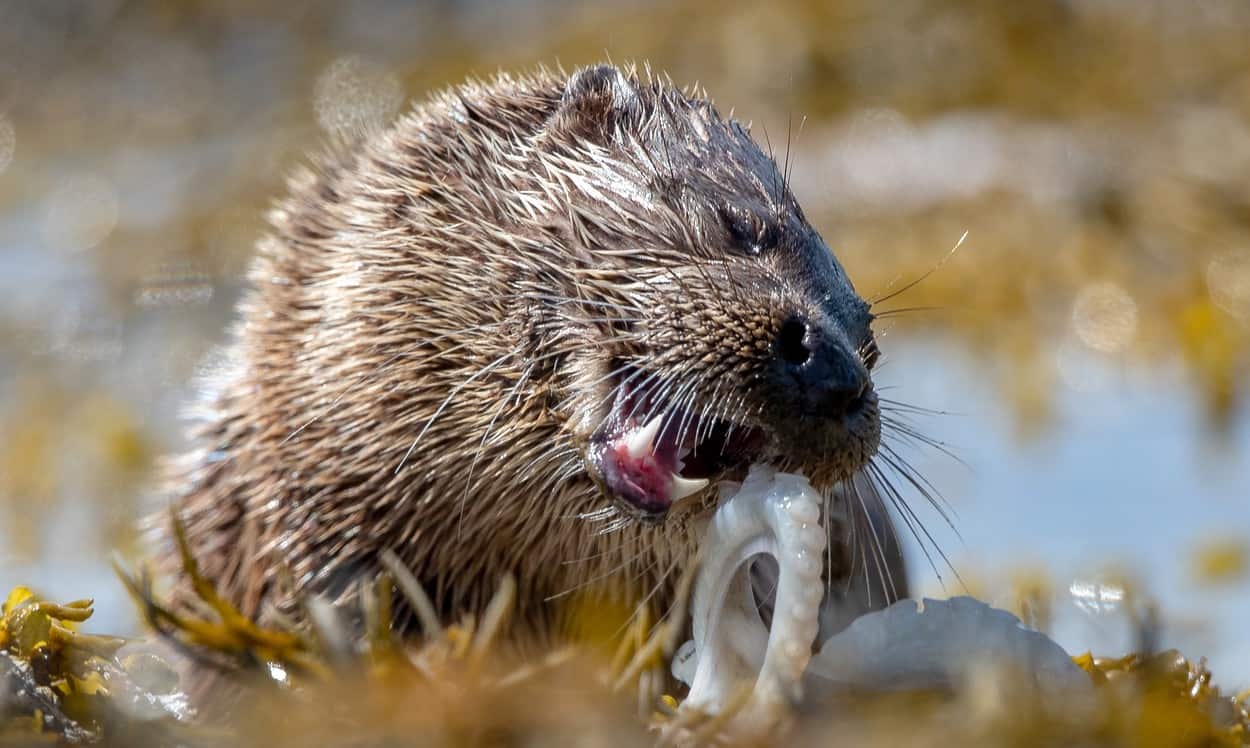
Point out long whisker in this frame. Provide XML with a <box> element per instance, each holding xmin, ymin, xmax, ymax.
<box><xmin>280</xmin><ymin>320</ymin><xmax>507</xmax><ymax>446</ymax></box>
<box><xmin>611</xmin><ymin>553</ymin><xmax>684</xmax><ymax>643</ymax></box>
<box><xmin>845</xmin><ymin>475</ymin><xmax>900</xmax><ymax>605</ymax></box>
<box><xmin>456</xmin><ymin>362</ymin><xmax>537</xmax><ymax>540</ymax></box>
<box><xmin>870</xmin><ymin>230</ymin><xmax>968</xmax><ymax>307</ymax></box>
<box><xmin>880</xmin><ymin>397</ymin><xmax>961</xmax><ymax>418</ymax></box>
<box><xmin>545</xmin><ymin>549</ymin><xmax>651</xmax><ymax>603</ymax></box>
<box><xmin>872</xmin><ymin>305</ymin><xmax>943</xmax><ymax>318</ymax></box>
<box><xmin>394</xmin><ymin>351</ymin><xmax>514</xmax><ymax>474</ymax></box>
<box><xmin>866</xmin><ymin>461</ymin><xmax>965</xmax><ymax>591</ymax></box>
<box><xmin>876</xmin><ymin>445</ymin><xmax>962</xmax><ymax>530</ymax></box>
<box><xmin>881</xmin><ymin>416</ymin><xmax>967</xmax><ymax>466</ymax></box>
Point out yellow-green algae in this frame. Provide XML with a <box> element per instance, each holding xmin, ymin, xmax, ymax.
<box><xmin>3</xmin><ymin>529</ymin><xmax>1247</xmax><ymax>746</ymax></box>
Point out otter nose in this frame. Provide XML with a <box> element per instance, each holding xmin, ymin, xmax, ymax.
<box><xmin>776</xmin><ymin>315</ymin><xmax>869</xmax><ymax>418</ymax></box>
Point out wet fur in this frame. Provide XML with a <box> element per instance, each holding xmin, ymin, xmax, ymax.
<box><xmin>159</xmin><ymin>64</ymin><xmax>906</xmax><ymax>643</ymax></box>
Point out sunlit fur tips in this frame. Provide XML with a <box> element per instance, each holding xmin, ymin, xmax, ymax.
<box><xmin>156</xmin><ymin>63</ymin><xmax>904</xmax><ymax>669</ymax></box>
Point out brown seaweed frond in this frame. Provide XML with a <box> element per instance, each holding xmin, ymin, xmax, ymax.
<box><xmin>1</xmin><ymin>586</ymin><xmax>198</xmax><ymax>744</ymax></box>
<box><xmin>114</xmin><ymin>511</ymin><xmax>591</xmax><ymax>687</ymax></box>
<box><xmin>112</xmin><ymin>512</ymin><xmax>323</xmax><ymax>680</ymax></box>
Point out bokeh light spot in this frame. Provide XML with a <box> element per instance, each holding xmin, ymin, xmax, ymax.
<box><xmin>1206</xmin><ymin>250</ymin><xmax>1250</xmax><ymax>321</ymax></box>
<box><xmin>40</xmin><ymin>175</ymin><xmax>120</xmax><ymax>254</ymax></box>
<box><xmin>1072</xmin><ymin>282</ymin><xmax>1138</xmax><ymax>353</ymax></box>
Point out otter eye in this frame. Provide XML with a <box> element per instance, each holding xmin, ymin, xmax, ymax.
<box><xmin>721</xmin><ymin>205</ymin><xmax>758</xmax><ymax>253</ymax></box>
<box><xmin>719</xmin><ymin>204</ymin><xmax>779</xmax><ymax>257</ymax></box>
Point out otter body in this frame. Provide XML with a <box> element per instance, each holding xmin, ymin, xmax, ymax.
<box><xmin>164</xmin><ymin>65</ymin><xmax>905</xmax><ymax>642</ymax></box>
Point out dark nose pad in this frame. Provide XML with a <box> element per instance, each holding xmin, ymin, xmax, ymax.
<box><xmin>776</xmin><ymin>315</ymin><xmax>869</xmax><ymax>418</ymax></box>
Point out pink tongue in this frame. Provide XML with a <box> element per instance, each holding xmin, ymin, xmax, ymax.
<box><xmin>602</xmin><ymin>413</ymin><xmax>714</xmax><ymax>513</ymax></box>
<box><xmin>600</xmin><ymin>382</ymin><xmax>711</xmax><ymax>510</ymax></box>
<box><xmin>610</xmin><ymin>414</ymin><xmax>679</xmax><ymax>500</ymax></box>
<box><xmin>611</xmin><ymin>438</ymin><xmax>674</xmax><ymax>505</ymax></box>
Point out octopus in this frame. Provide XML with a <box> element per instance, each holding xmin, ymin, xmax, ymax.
<box><xmin>672</xmin><ymin>466</ymin><xmax>1090</xmax><ymax>734</ymax></box>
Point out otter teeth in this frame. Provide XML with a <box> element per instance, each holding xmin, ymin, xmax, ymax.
<box><xmin>625</xmin><ymin>414</ymin><xmax>665</xmax><ymax>459</ymax></box>
<box><xmin>670</xmin><ymin>474</ymin><xmax>710</xmax><ymax>502</ymax></box>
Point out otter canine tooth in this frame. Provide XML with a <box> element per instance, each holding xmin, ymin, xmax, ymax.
<box><xmin>625</xmin><ymin>414</ymin><xmax>664</xmax><ymax>459</ymax></box>
<box><xmin>670</xmin><ymin>474</ymin><xmax>710</xmax><ymax>502</ymax></box>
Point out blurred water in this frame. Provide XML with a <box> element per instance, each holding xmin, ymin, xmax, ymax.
<box><xmin>882</xmin><ymin>340</ymin><xmax>1250</xmax><ymax>686</ymax></box>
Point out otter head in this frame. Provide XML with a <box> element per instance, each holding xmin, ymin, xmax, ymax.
<box><xmin>537</xmin><ymin>66</ymin><xmax>881</xmax><ymax>521</ymax></box>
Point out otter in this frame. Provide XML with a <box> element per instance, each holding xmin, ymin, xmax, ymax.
<box><xmin>160</xmin><ymin>64</ymin><xmax>907</xmax><ymax>648</ymax></box>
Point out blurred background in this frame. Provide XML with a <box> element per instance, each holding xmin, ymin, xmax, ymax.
<box><xmin>0</xmin><ymin>0</ymin><xmax>1246</xmax><ymax>685</ymax></box>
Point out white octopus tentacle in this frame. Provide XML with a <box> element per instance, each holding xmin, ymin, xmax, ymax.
<box><xmin>676</xmin><ymin>465</ymin><xmax>828</xmax><ymax>731</ymax></box>
<box><xmin>672</xmin><ymin>468</ymin><xmax>1093</xmax><ymax>739</ymax></box>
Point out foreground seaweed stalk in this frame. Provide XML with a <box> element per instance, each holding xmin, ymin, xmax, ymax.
<box><xmin>107</xmin><ymin>513</ymin><xmax>650</xmax><ymax>744</ymax></box>
<box><xmin>113</xmin><ymin>515</ymin><xmax>322</xmax><ymax>681</ymax></box>
<box><xmin>9</xmin><ymin>511</ymin><xmax>1246</xmax><ymax>746</ymax></box>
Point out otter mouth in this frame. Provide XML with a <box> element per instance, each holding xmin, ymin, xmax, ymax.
<box><xmin>588</xmin><ymin>368</ymin><xmax>767</xmax><ymax>519</ymax></box>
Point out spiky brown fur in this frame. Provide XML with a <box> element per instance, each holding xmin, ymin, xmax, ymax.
<box><xmin>159</xmin><ymin>64</ymin><xmax>905</xmax><ymax>648</ymax></box>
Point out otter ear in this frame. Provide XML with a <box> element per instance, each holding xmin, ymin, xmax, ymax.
<box><xmin>549</xmin><ymin>65</ymin><xmax>642</xmax><ymax>144</ymax></box>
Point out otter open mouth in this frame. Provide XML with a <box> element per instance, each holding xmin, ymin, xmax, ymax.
<box><xmin>588</xmin><ymin>369</ymin><xmax>766</xmax><ymax>518</ymax></box>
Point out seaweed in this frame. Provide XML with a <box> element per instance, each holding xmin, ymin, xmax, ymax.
<box><xmin>2</xmin><ymin>517</ymin><xmax>1246</xmax><ymax>746</ymax></box>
